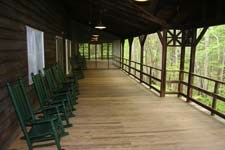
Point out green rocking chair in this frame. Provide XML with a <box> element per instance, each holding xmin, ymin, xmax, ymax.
<box><xmin>44</xmin><ymin>68</ymin><xmax>78</xmax><ymax>105</ymax></box>
<box><xmin>31</xmin><ymin>72</ymin><xmax>75</xmax><ymax>127</ymax></box>
<box><xmin>6</xmin><ymin>79</ymin><xmax>67</xmax><ymax>150</ymax></box>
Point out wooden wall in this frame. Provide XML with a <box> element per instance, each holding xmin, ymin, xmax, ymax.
<box><xmin>0</xmin><ymin>0</ymin><xmax>70</xmax><ymax>148</ymax></box>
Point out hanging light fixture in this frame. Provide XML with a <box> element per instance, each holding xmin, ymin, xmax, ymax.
<box><xmin>92</xmin><ymin>34</ymin><xmax>100</xmax><ymax>37</ymax></box>
<box><xmin>134</xmin><ymin>0</ymin><xmax>150</xmax><ymax>2</ymax></box>
<box><xmin>95</xmin><ymin>2</ymin><xmax>107</xmax><ymax>30</ymax></box>
<box><xmin>95</xmin><ymin>20</ymin><xmax>106</xmax><ymax>30</ymax></box>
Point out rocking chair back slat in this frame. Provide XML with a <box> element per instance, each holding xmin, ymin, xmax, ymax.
<box><xmin>52</xmin><ymin>65</ymin><xmax>63</xmax><ymax>84</ymax></box>
<box><xmin>7</xmin><ymin>80</ymin><xmax>34</xmax><ymax>124</ymax></box>
<box><xmin>44</xmin><ymin>68</ymin><xmax>58</xmax><ymax>90</ymax></box>
<box><xmin>32</xmin><ymin>73</ymin><xmax>49</xmax><ymax>106</ymax></box>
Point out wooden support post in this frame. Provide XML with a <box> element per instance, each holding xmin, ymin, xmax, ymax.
<box><xmin>128</xmin><ymin>38</ymin><xmax>133</xmax><ymax>74</ymax></box>
<box><xmin>62</xmin><ymin>35</ymin><xmax>66</xmax><ymax>73</ymax></box>
<box><xmin>82</xmin><ymin>44</ymin><xmax>85</xmax><ymax>56</ymax></box>
<box><xmin>101</xmin><ymin>43</ymin><xmax>103</xmax><ymax>60</ymax></box>
<box><xmin>187</xmin><ymin>27</ymin><xmax>208</xmax><ymax>102</ymax></box>
<box><xmin>158</xmin><ymin>30</ymin><xmax>167</xmax><ymax>97</ymax></box>
<box><xmin>88</xmin><ymin>43</ymin><xmax>91</xmax><ymax>60</ymax></box>
<box><xmin>95</xmin><ymin>44</ymin><xmax>97</xmax><ymax>69</ymax></box>
<box><xmin>121</xmin><ymin>39</ymin><xmax>125</xmax><ymax>69</ymax></box>
<box><xmin>178</xmin><ymin>30</ymin><xmax>186</xmax><ymax>97</ymax></box>
<box><xmin>139</xmin><ymin>35</ymin><xmax>147</xmax><ymax>83</ymax></box>
<box><xmin>107</xmin><ymin>43</ymin><xmax>110</xmax><ymax>69</ymax></box>
<box><xmin>187</xmin><ymin>41</ymin><xmax>196</xmax><ymax>101</ymax></box>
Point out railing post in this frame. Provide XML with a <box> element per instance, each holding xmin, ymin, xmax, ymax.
<box><xmin>212</xmin><ymin>82</ymin><xmax>219</xmax><ymax>116</ymax></box>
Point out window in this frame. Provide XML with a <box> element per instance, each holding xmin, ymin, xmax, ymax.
<box><xmin>65</xmin><ymin>39</ymin><xmax>72</xmax><ymax>75</ymax></box>
<box><xmin>26</xmin><ymin>26</ymin><xmax>45</xmax><ymax>84</ymax></box>
<box><xmin>83</xmin><ymin>43</ymin><xmax>89</xmax><ymax>59</ymax></box>
<box><xmin>79</xmin><ymin>43</ymin><xmax>89</xmax><ymax>59</ymax></box>
<box><xmin>102</xmin><ymin>43</ymin><xmax>108</xmax><ymax>59</ymax></box>
<box><xmin>96</xmin><ymin>44</ymin><xmax>101</xmax><ymax>59</ymax></box>
<box><xmin>108</xmin><ymin>43</ymin><xmax>113</xmax><ymax>59</ymax></box>
<box><xmin>56</xmin><ymin>36</ymin><xmax>64</xmax><ymax>71</ymax></box>
<box><xmin>79</xmin><ymin>43</ymin><xmax>84</xmax><ymax>56</ymax></box>
<box><xmin>90</xmin><ymin>44</ymin><xmax>96</xmax><ymax>59</ymax></box>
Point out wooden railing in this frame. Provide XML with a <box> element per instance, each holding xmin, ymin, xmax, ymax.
<box><xmin>113</xmin><ymin>56</ymin><xmax>225</xmax><ymax>119</ymax></box>
<box><xmin>180</xmin><ymin>71</ymin><xmax>225</xmax><ymax>118</ymax></box>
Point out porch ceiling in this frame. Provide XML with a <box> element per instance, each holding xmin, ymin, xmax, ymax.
<box><xmin>63</xmin><ymin>0</ymin><xmax>225</xmax><ymax>38</ymax></box>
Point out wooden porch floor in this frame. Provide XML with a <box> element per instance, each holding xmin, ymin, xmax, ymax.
<box><xmin>10</xmin><ymin>70</ymin><xmax>225</xmax><ymax>150</ymax></box>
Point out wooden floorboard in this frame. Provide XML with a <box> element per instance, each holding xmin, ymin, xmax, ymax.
<box><xmin>10</xmin><ymin>70</ymin><xmax>225</xmax><ymax>150</ymax></box>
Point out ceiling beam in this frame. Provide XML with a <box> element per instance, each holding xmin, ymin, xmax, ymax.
<box><xmin>127</xmin><ymin>0</ymin><xmax>169</xmax><ymax>27</ymax></box>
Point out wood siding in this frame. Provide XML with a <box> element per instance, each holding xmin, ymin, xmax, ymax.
<box><xmin>0</xmin><ymin>0</ymin><xmax>69</xmax><ymax>148</ymax></box>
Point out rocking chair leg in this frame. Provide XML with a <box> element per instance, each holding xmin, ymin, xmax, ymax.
<box><xmin>27</xmin><ymin>143</ymin><xmax>33</xmax><ymax>150</ymax></box>
<box><xmin>56</xmin><ymin>110</ymin><xmax>69</xmax><ymax>136</ymax></box>
<box><xmin>63</xmin><ymin>103</ymin><xmax>72</xmax><ymax>128</ymax></box>
<box><xmin>24</xmin><ymin>133</ymin><xmax>33</xmax><ymax>150</ymax></box>
<box><xmin>51</xmin><ymin>121</ymin><xmax>62</xmax><ymax>150</ymax></box>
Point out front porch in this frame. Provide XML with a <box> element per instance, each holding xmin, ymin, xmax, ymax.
<box><xmin>10</xmin><ymin>70</ymin><xmax>225</xmax><ymax>150</ymax></box>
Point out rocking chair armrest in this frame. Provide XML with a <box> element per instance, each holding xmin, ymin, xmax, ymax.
<box><xmin>65</xmin><ymin>75</ymin><xmax>74</xmax><ymax>78</ymax></box>
<box><xmin>60</xmin><ymin>80</ymin><xmax>75</xmax><ymax>85</ymax></box>
<box><xmin>31</xmin><ymin>118</ymin><xmax>56</xmax><ymax>125</ymax></box>
<box><xmin>52</xmin><ymin>88</ymin><xmax>68</xmax><ymax>93</ymax></box>
<box><xmin>51</xmin><ymin>92</ymin><xmax>67</xmax><ymax>98</ymax></box>
<box><xmin>49</xmin><ymin>99</ymin><xmax>67</xmax><ymax>105</ymax></box>
<box><xmin>62</xmin><ymin>80</ymin><xmax>75</xmax><ymax>84</ymax></box>
<box><xmin>35</xmin><ymin>105</ymin><xmax>60</xmax><ymax>114</ymax></box>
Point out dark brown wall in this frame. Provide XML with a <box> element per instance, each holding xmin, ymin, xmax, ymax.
<box><xmin>0</xmin><ymin>0</ymin><xmax>69</xmax><ymax>149</ymax></box>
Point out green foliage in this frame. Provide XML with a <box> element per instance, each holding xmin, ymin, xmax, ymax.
<box><xmin>194</xmin><ymin>95</ymin><xmax>212</xmax><ymax>107</ymax></box>
<box><xmin>131</xmin><ymin>37</ymin><xmax>141</xmax><ymax>63</ymax></box>
<box><xmin>144</xmin><ymin>34</ymin><xmax>162</xmax><ymax>69</ymax></box>
<box><xmin>216</xmin><ymin>100</ymin><xmax>225</xmax><ymax>113</ymax></box>
<box><xmin>124</xmin><ymin>39</ymin><xmax>129</xmax><ymax>59</ymax></box>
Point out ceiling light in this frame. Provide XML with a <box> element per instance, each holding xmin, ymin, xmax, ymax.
<box><xmin>92</xmin><ymin>34</ymin><xmax>100</xmax><ymax>37</ymax></box>
<box><xmin>95</xmin><ymin>21</ymin><xmax>106</xmax><ymax>30</ymax></box>
<box><xmin>135</xmin><ymin>0</ymin><xmax>149</xmax><ymax>1</ymax></box>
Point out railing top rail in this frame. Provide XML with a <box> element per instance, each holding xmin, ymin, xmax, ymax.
<box><xmin>143</xmin><ymin>65</ymin><xmax>162</xmax><ymax>71</ymax></box>
<box><xmin>114</xmin><ymin>56</ymin><xmax>225</xmax><ymax>85</ymax></box>
<box><xmin>182</xmin><ymin>71</ymin><xmax>225</xmax><ymax>84</ymax></box>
